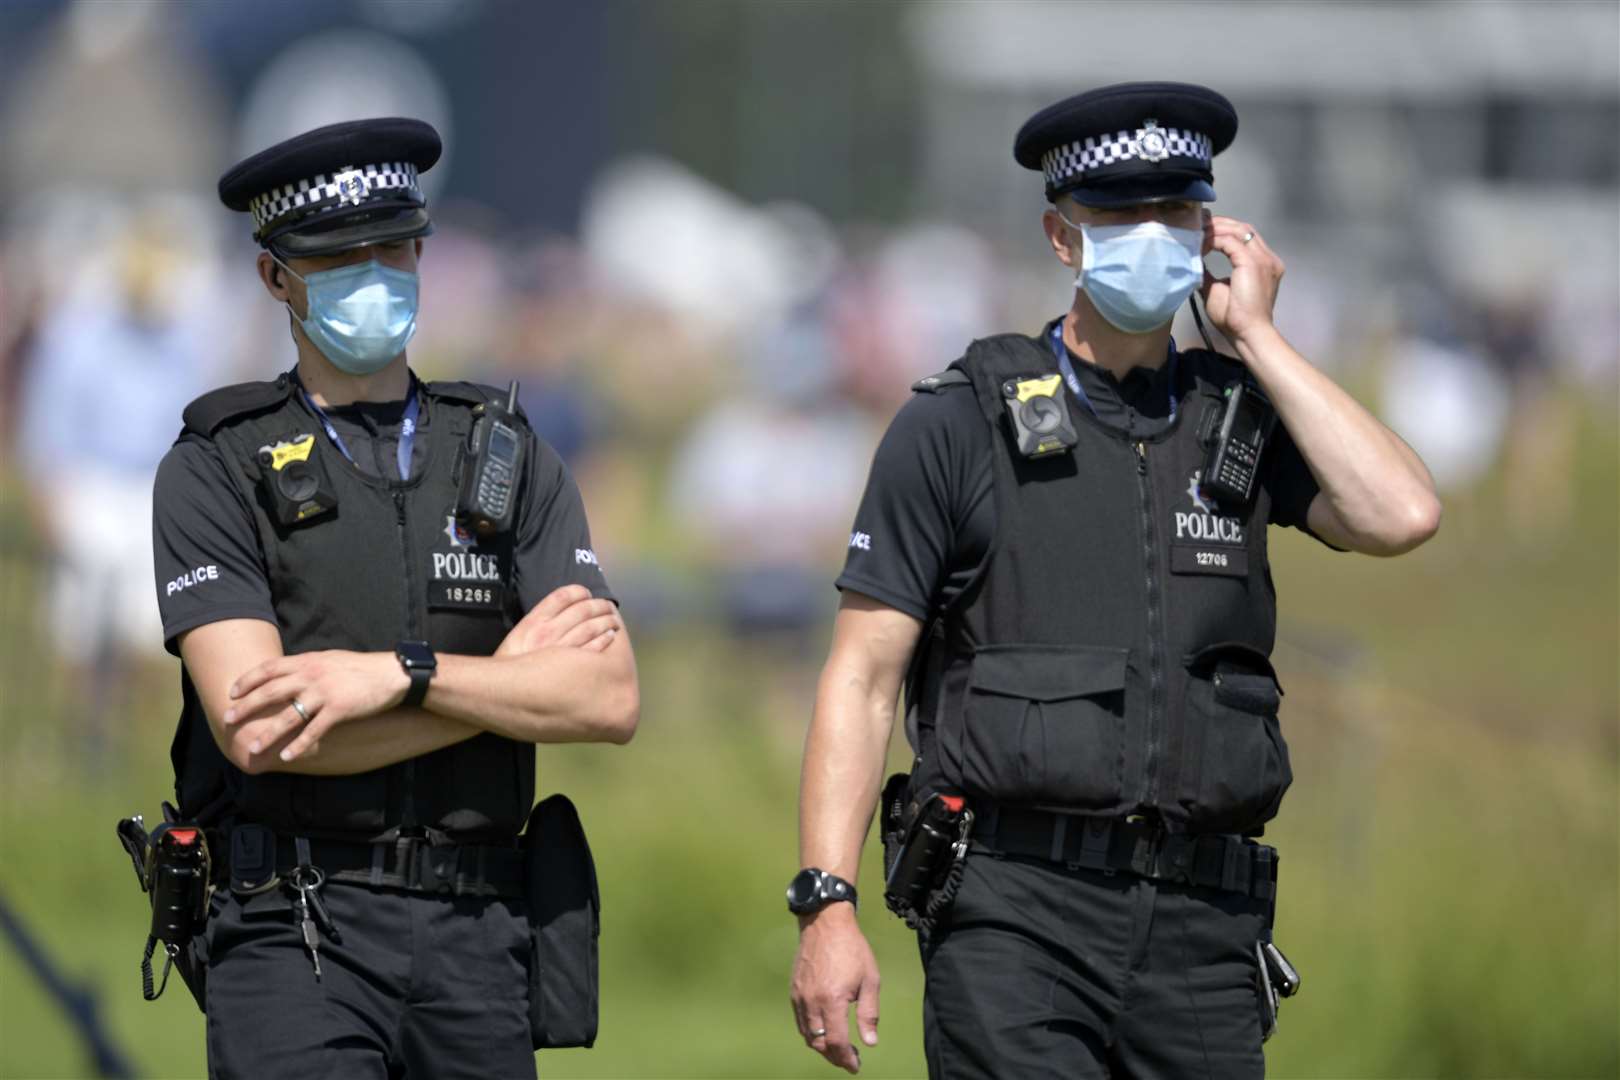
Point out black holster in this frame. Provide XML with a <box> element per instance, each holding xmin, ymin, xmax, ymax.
<box><xmin>523</xmin><ymin>794</ymin><xmax>600</xmax><ymax>1049</ymax></box>
<box><xmin>880</xmin><ymin>774</ymin><xmax>972</xmax><ymax>933</ymax></box>
<box><xmin>117</xmin><ymin>812</ymin><xmax>213</xmax><ymax>1012</ymax></box>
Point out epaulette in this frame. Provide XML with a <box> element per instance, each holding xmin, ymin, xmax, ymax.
<box><xmin>427</xmin><ymin>380</ymin><xmax>531</xmax><ymax>425</ymax></box>
<box><xmin>910</xmin><ymin>369</ymin><xmax>971</xmax><ymax>394</ymax></box>
<box><xmin>181</xmin><ymin>375</ymin><xmax>294</xmax><ymax>437</ymax></box>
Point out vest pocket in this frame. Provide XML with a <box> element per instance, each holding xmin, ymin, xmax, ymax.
<box><xmin>1179</xmin><ymin>644</ymin><xmax>1292</xmax><ymax>832</ymax></box>
<box><xmin>960</xmin><ymin>645</ymin><xmax>1128</xmax><ymax>809</ymax></box>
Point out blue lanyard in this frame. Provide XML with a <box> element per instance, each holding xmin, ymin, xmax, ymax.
<box><xmin>299</xmin><ymin>379</ymin><xmax>421</xmax><ymax>481</ymax></box>
<box><xmin>1048</xmin><ymin>321</ymin><xmax>1180</xmax><ymax>422</ymax></box>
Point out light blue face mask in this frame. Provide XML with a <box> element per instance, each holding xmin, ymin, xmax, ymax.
<box><xmin>275</xmin><ymin>256</ymin><xmax>420</xmax><ymax>375</ymax></box>
<box><xmin>1060</xmin><ymin>213</ymin><xmax>1204</xmax><ymax>334</ymax></box>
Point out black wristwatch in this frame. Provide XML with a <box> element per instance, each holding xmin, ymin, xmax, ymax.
<box><xmin>786</xmin><ymin>868</ymin><xmax>858</xmax><ymax>915</ymax></box>
<box><xmin>395</xmin><ymin>640</ymin><xmax>437</xmax><ymax>708</ymax></box>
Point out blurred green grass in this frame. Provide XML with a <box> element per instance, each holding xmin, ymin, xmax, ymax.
<box><xmin>1</xmin><ymin>405</ymin><xmax>1615</xmax><ymax>1079</ymax></box>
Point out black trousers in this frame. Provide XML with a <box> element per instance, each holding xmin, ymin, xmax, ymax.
<box><xmin>204</xmin><ymin>880</ymin><xmax>534</xmax><ymax>1080</ymax></box>
<box><xmin>921</xmin><ymin>853</ymin><xmax>1269</xmax><ymax>1079</ymax></box>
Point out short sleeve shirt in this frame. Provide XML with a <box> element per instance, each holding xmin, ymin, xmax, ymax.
<box><xmin>835</xmin><ymin>344</ymin><xmax>1324</xmax><ymax>621</ymax></box>
<box><xmin>152</xmin><ymin>381</ymin><xmax>613</xmax><ymax>655</ymax></box>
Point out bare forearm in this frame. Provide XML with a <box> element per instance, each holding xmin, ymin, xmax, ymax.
<box><xmin>424</xmin><ymin>635</ymin><xmax>638</xmax><ymax>745</ymax></box>
<box><xmin>1236</xmin><ymin>324</ymin><xmax>1441</xmax><ymax>553</ymax></box>
<box><xmin>262</xmin><ymin>707</ymin><xmax>480</xmax><ymax>775</ymax></box>
<box><xmin>246</xmin><ymin>643</ymin><xmax>634</xmax><ymax>775</ymax></box>
<box><xmin>233</xmin><ymin>634</ymin><xmax>637</xmax><ymax>777</ymax></box>
<box><xmin>798</xmin><ymin>663</ymin><xmax>897</xmax><ymax>885</ymax></box>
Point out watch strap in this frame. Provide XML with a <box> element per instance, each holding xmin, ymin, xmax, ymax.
<box><xmin>789</xmin><ymin>868</ymin><xmax>858</xmax><ymax>915</ymax></box>
<box><xmin>819</xmin><ymin>872</ymin><xmax>857</xmax><ymax>911</ymax></box>
<box><xmin>402</xmin><ymin>664</ymin><xmax>432</xmax><ymax>708</ymax></box>
<box><xmin>396</xmin><ymin>640</ymin><xmax>436</xmax><ymax>709</ymax></box>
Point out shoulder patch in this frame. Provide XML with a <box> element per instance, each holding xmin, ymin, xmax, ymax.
<box><xmin>182</xmin><ymin>376</ymin><xmax>293</xmax><ymax>437</ymax></box>
<box><xmin>911</xmin><ymin>369</ymin><xmax>972</xmax><ymax>394</ymax></box>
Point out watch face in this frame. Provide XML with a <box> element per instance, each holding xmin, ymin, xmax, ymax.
<box><xmin>397</xmin><ymin>640</ymin><xmax>435</xmax><ymax>669</ymax></box>
<box><xmin>787</xmin><ymin>869</ymin><xmax>823</xmax><ymax>911</ymax></box>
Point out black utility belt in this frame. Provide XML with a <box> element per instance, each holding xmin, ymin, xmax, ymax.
<box><xmin>229</xmin><ymin>827</ymin><xmax>526</xmax><ymax>900</ymax></box>
<box><xmin>972</xmin><ymin>805</ymin><xmax>1277</xmax><ymax>901</ymax></box>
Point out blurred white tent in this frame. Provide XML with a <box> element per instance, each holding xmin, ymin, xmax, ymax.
<box><xmin>580</xmin><ymin>156</ymin><xmax>841</xmax><ymax>339</ymax></box>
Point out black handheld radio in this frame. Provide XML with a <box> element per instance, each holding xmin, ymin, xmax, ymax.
<box><xmin>1190</xmin><ymin>293</ymin><xmax>1276</xmax><ymax>507</ymax></box>
<box><xmin>456</xmin><ymin>381</ymin><xmax>523</xmax><ymax>537</ymax></box>
<box><xmin>1200</xmin><ymin>379</ymin><xmax>1275</xmax><ymax>506</ymax></box>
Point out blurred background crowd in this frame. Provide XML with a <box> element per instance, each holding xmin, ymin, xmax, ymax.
<box><xmin>0</xmin><ymin>2</ymin><xmax>1615</xmax><ymax>1078</ymax></box>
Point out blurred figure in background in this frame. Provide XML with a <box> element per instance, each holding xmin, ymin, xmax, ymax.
<box><xmin>1380</xmin><ymin>284</ymin><xmax>1511</xmax><ymax>541</ymax></box>
<box><xmin>472</xmin><ymin>239</ymin><xmax>603</xmax><ymax>468</ymax></box>
<box><xmin>17</xmin><ymin>199</ymin><xmax>226</xmax><ymax>761</ymax></box>
<box><xmin>669</xmin><ymin>300</ymin><xmax>874</xmax><ymax>640</ymax></box>
<box><xmin>1480</xmin><ymin>296</ymin><xmax>1576</xmax><ymax>547</ymax></box>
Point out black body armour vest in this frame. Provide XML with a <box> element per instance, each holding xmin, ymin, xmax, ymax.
<box><xmin>170</xmin><ymin>372</ymin><xmax>530</xmax><ymax>841</ymax></box>
<box><xmin>911</xmin><ymin>333</ymin><xmax>1292</xmax><ymax>835</ymax></box>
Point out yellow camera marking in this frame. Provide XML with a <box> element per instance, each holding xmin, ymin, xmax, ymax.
<box><xmin>269</xmin><ymin>436</ymin><xmax>315</xmax><ymax>471</ymax></box>
<box><xmin>1013</xmin><ymin>375</ymin><xmax>1063</xmax><ymax>403</ymax></box>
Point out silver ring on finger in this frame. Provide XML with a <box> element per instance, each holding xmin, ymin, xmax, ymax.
<box><xmin>811</xmin><ymin>1028</ymin><xmax>827</xmax><ymax>1037</ymax></box>
<box><xmin>1242</xmin><ymin>230</ymin><xmax>1254</xmax><ymax>244</ymax></box>
<box><xmin>291</xmin><ymin>698</ymin><xmax>311</xmax><ymax>723</ymax></box>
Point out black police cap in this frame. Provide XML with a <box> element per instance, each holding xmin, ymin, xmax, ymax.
<box><xmin>1014</xmin><ymin>82</ymin><xmax>1237</xmax><ymax>207</ymax></box>
<box><xmin>218</xmin><ymin>117</ymin><xmax>442</xmax><ymax>258</ymax></box>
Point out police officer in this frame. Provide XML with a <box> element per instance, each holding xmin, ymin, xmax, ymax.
<box><xmin>788</xmin><ymin>83</ymin><xmax>1440</xmax><ymax>1077</ymax></box>
<box><xmin>151</xmin><ymin>118</ymin><xmax>638</xmax><ymax>1078</ymax></box>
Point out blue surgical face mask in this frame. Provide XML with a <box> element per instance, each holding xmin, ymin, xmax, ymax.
<box><xmin>275</xmin><ymin>256</ymin><xmax>419</xmax><ymax>375</ymax></box>
<box><xmin>1059</xmin><ymin>213</ymin><xmax>1204</xmax><ymax>334</ymax></box>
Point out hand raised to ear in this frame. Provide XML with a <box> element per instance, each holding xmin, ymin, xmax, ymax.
<box><xmin>1199</xmin><ymin>216</ymin><xmax>1284</xmax><ymax>345</ymax></box>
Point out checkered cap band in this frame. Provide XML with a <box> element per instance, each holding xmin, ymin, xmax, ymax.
<box><xmin>1041</xmin><ymin>126</ymin><xmax>1213</xmax><ymax>189</ymax></box>
<box><xmin>248</xmin><ymin>162</ymin><xmax>422</xmax><ymax>233</ymax></box>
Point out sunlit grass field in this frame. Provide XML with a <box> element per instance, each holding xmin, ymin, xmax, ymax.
<box><xmin>1</xmin><ymin>409</ymin><xmax>1615</xmax><ymax>1079</ymax></box>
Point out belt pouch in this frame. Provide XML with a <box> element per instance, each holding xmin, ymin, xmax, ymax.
<box><xmin>523</xmin><ymin>794</ymin><xmax>600</xmax><ymax>1049</ymax></box>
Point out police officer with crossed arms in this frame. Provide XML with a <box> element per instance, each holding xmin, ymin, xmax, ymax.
<box><xmin>151</xmin><ymin>118</ymin><xmax>638</xmax><ymax>1078</ymax></box>
<box><xmin>789</xmin><ymin>82</ymin><xmax>1439</xmax><ymax>1077</ymax></box>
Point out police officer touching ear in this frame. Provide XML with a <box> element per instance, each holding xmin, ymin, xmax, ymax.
<box><xmin>789</xmin><ymin>83</ymin><xmax>1440</xmax><ymax>1077</ymax></box>
<box><xmin>149</xmin><ymin>118</ymin><xmax>638</xmax><ymax>1078</ymax></box>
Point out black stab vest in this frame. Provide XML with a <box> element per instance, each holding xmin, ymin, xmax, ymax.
<box><xmin>169</xmin><ymin>372</ymin><xmax>531</xmax><ymax>841</ymax></box>
<box><xmin>911</xmin><ymin>332</ymin><xmax>1293</xmax><ymax>835</ymax></box>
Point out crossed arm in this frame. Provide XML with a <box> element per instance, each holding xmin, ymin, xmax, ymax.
<box><xmin>179</xmin><ymin>584</ymin><xmax>638</xmax><ymax>777</ymax></box>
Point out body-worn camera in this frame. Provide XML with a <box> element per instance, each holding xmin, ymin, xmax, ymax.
<box><xmin>257</xmin><ymin>433</ymin><xmax>338</xmax><ymax>526</ymax></box>
<box><xmin>1001</xmin><ymin>375</ymin><xmax>1078</xmax><ymax>459</ymax></box>
<box><xmin>456</xmin><ymin>381</ymin><xmax>523</xmax><ymax>537</ymax></box>
<box><xmin>1199</xmin><ymin>379</ymin><xmax>1275</xmax><ymax>507</ymax></box>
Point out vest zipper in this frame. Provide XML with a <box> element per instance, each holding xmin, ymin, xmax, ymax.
<box><xmin>394</xmin><ymin>489</ymin><xmax>418</xmax><ymax>829</ymax></box>
<box><xmin>1135</xmin><ymin>440</ymin><xmax>1164</xmax><ymax>808</ymax></box>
